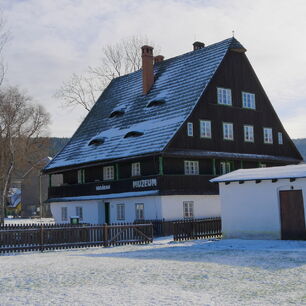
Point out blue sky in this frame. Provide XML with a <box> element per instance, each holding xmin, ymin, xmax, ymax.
<box><xmin>2</xmin><ymin>0</ymin><xmax>306</xmax><ymax>138</ymax></box>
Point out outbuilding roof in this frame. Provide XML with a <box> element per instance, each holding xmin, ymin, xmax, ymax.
<box><xmin>210</xmin><ymin>163</ymin><xmax>306</xmax><ymax>183</ymax></box>
<box><xmin>44</xmin><ymin>37</ymin><xmax>244</xmax><ymax>172</ymax></box>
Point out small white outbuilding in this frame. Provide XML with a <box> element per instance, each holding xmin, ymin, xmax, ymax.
<box><xmin>211</xmin><ymin>164</ymin><xmax>306</xmax><ymax>240</ymax></box>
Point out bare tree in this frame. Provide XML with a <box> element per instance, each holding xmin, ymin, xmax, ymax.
<box><xmin>0</xmin><ymin>87</ymin><xmax>50</xmax><ymax>224</ymax></box>
<box><xmin>56</xmin><ymin>35</ymin><xmax>158</xmax><ymax>111</ymax></box>
<box><xmin>0</xmin><ymin>13</ymin><xmax>9</xmax><ymax>87</ymax></box>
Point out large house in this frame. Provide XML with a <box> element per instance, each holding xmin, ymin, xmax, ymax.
<box><xmin>43</xmin><ymin>37</ymin><xmax>302</xmax><ymax>224</ymax></box>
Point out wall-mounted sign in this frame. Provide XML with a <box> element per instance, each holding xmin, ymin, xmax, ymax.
<box><xmin>96</xmin><ymin>185</ymin><xmax>111</xmax><ymax>191</ymax></box>
<box><xmin>133</xmin><ymin>178</ymin><xmax>157</xmax><ymax>189</ymax></box>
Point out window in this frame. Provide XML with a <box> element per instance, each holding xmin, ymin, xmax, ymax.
<box><xmin>76</xmin><ymin>207</ymin><xmax>83</xmax><ymax>221</ymax></box>
<box><xmin>124</xmin><ymin>131</ymin><xmax>143</xmax><ymax>138</ymax></box>
<box><xmin>61</xmin><ymin>207</ymin><xmax>67</xmax><ymax>221</ymax></box>
<box><xmin>242</xmin><ymin>92</ymin><xmax>256</xmax><ymax>109</ymax></box>
<box><xmin>135</xmin><ymin>203</ymin><xmax>144</xmax><ymax>220</ymax></box>
<box><xmin>278</xmin><ymin>132</ymin><xmax>283</xmax><ymax>144</ymax></box>
<box><xmin>187</xmin><ymin>122</ymin><xmax>193</xmax><ymax>137</ymax></box>
<box><xmin>244</xmin><ymin>125</ymin><xmax>254</xmax><ymax>142</ymax></box>
<box><xmin>200</xmin><ymin>120</ymin><xmax>211</xmax><ymax>138</ymax></box>
<box><xmin>103</xmin><ymin>166</ymin><xmax>114</xmax><ymax>180</ymax></box>
<box><xmin>217</xmin><ymin>88</ymin><xmax>232</xmax><ymax>105</ymax></box>
<box><xmin>183</xmin><ymin>201</ymin><xmax>194</xmax><ymax>218</ymax></box>
<box><xmin>184</xmin><ymin>161</ymin><xmax>199</xmax><ymax>175</ymax></box>
<box><xmin>116</xmin><ymin>204</ymin><xmax>125</xmax><ymax>220</ymax></box>
<box><xmin>220</xmin><ymin>162</ymin><xmax>232</xmax><ymax>174</ymax></box>
<box><xmin>259</xmin><ymin>163</ymin><xmax>266</xmax><ymax>168</ymax></box>
<box><xmin>263</xmin><ymin>128</ymin><xmax>273</xmax><ymax>144</ymax></box>
<box><xmin>223</xmin><ymin>122</ymin><xmax>234</xmax><ymax>140</ymax></box>
<box><xmin>131</xmin><ymin>162</ymin><xmax>141</xmax><ymax>177</ymax></box>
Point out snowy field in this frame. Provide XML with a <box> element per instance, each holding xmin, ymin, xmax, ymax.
<box><xmin>0</xmin><ymin>238</ymin><xmax>306</xmax><ymax>306</ymax></box>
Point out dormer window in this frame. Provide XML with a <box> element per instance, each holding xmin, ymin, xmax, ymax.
<box><xmin>88</xmin><ymin>137</ymin><xmax>106</xmax><ymax>146</ymax></box>
<box><xmin>146</xmin><ymin>99</ymin><xmax>166</xmax><ymax>107</ymax></box>
<box><xmin>124</xmin><ymin>131</ymin><xmax>144</xmax><ymax>138</ymax></box>
<box><xmin>109</xmin><ymin>109</ymin><xmax>125</xmax><ymax>118</ymax></box>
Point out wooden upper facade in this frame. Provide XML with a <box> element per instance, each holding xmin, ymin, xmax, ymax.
<box><xmin>46</xmin><ymin>38</ymin><xmax>302</xmax><ymax>200</ymax></box>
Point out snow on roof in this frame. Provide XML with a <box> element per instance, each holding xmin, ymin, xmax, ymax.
<box><xmin>47</xmin><ymin>190</ymin><xmax>159</xmax><ymax>202</ymax></box>
<box><xmin>210</xmin><ymin>163</ymin><xmax>306</xmax><ymax>183</ymax></box>
<box><xmin>45</xmin><ymin>37</ymin><xmax>244</xmax><ymax>172</ymax></box>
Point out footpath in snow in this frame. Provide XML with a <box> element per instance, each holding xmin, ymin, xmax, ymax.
<box><xmin>0</xmin><ymin>237</ymin><xmax>305</xmax><ymax>305</ymax></box>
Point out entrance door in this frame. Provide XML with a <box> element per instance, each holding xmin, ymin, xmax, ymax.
<box><xmin>104</xmin><ymin>202</ymin><xmax>110</xmax><ymax>224</ymax></box>
<box><xmin>279</xmin><ymin>190</ymin><xmax>306</xmax><ymax>240</ymax></box>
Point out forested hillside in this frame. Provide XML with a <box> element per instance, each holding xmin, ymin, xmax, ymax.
<box><xmin>49</xmin><ymin>138</ymin><xmax>70</xmax><ymax>157</ymax></box>
<box><xmin>292</xmin><ymin>139</ymin><xmax>306</xmax><ymax>161</ymax></box>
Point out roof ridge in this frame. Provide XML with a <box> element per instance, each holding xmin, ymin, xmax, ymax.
<box><xmin>113</xmin><ymin>37</ymin><xmax>239</xmax><ymax>82</ymax></box>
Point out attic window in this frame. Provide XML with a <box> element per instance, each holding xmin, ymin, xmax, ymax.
<box><xmin>146</xmin><ymin>99</ymin><xmax>166</xmax><ymax>107</ymax></box>
<box><xmin>109</xmin><ymin>109</ymin><xmax>125</xmax><ymax>118</ymax></box>
<box><xmin>124</xmin><ymin>131</ymin><xmax>144</xmax><ymax>138</ymax></box>
<box><xmin>88</xmin><ymin>137</ymin><xmax>106</xmax><ymax>146</ymax></box>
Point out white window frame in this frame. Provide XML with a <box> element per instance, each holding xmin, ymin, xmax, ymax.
<box><xmin>116</xmin><ymin>204</ymin><xmax>125</xmax><ymax>220</ymax></box>
<box><xmin>187</xmin><ymin>122</ymin><xmax>193</xmax><ymax>137</ymax></box>
<box><xmin>242</xmin><ymin>92</ymin><xmax>256</xmax><ymax>109</ymax></box>
<box><xmin>183</xmin><ymin>201</ymin><xmax>194</xmax><ymax>218</ymax></box>
<box><xmin>61</xmin><ymin>207</ymin><xmax>68</xmax><ymax>221</ymax></box>
<box><xmin>76</xmin><ymin>206</ymin><xmax>83</xmax><ymax>221</ymax></box>
<box><xmin>184</xmin><ymin>160</ymin><xmax>199</xmax><ymax>175</ymax></box>
<box><xmin>135</xmin><ymin>203</ymin><xmax>144</xmax><ymax>220</ymax></box>
<box><xmin>223</xmin><ymin>122</ymin><xmax>234</xmax><ymax>140</ymax></box>
<box><xmin>278</xmin><ymin>132</ymin><xmax>283</xmax><ymax>145</ymax></box>
<box><xmin>103</xmin><ymin>166</ymin><xmax>114</xmax><ymax>181</ymax></box>
<box><xmin>263</xmin><ymin>128</ymin><xmax>273</xmax><ymax>144</ymax></box>
<box><xmin>217</xmin><ymin>87</ymin><xmax>232</xmax><ymax>106</ymax></box>
<box><xmin>244</xmin><ymin>125</ymin><xmax>254</xmax><ymax>142</ymax></box>
<box><xmin>200</xmin><ymin>120</ymin><xmax>212</xmax><ymax>138</ymax></box>
<box><xmin>131</xmin><ymin>162</ymin><xmax>141</xmax><ymax>177</ymax></box>
<box><xmin>259</xmin><ymin>163</ymin><xmax>266</xmax><ymax>168</ymax></box>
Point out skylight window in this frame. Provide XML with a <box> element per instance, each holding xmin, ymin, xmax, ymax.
<box><xmin>88</xmin><ymin>137</ymin><xmax>106</xmax><ymax>146</ymax></box>
<box><xmin>124</xmin><ymin>131</ymin><xmax>144</xmax><ymax>138</ymax></box>
<box><xmin>146</xmin><ymin>99</ymin><xmax>166</xmax><ymax>107</ymax></box>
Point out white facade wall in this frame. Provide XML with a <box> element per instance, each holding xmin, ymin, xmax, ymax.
<box><xmin>50</xmin><ymin>200</ymin><xmax>104</xmax><ymax>224</ymax></box>
<box><xmin>160</xmin><ymin>195</ymin><xmax>220</xmax><ymax>220</ymax></box>
<box><xmin>219</xmin><ymin>178</ymin><xmax>306</xmax><ymax>239</ymax></box>
<box><xmin>50</xmin><ymin>194</ymin><xmax>221</xmax><ymax>224</ymax></box>
<box><xmin>107</xmin><ymin>195</ymin><xmax>162</xmax><ymax>223</ymax></box>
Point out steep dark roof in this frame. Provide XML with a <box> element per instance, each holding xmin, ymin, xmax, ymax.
<box><xmin>45</xmin><ymin>37</ymin><xmax>244</xmax><ymax>172</ymax></box>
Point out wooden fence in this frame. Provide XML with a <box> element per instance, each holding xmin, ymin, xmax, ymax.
<box><xmin>134</xmin><ymin>219</ymin><xmax>175</xmax><ymax>237</ymax></box>
<box><xmin>135</xmin><ymin>218</ymin><xmax>221</xmax><ymax>238</ymax></box>
<box><xmin>0</xmin><ymin>223</ymin><xmax>153</xmax><ymax>254</ymax></box>
<box><xmin>173</xmin><ymin>217</ymin><xmax>222</xmax><ymax>241</ymax></box>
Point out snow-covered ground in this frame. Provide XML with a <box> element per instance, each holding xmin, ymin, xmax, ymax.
<box><xmin>4</xmin><ymin>218</ymin><xmax>55</xmax><ymax>225</ymax></box>
<box><xmin>0</xmin><ymin>237</ymin><xmax>306</xmax><ymax>305</ymax></box>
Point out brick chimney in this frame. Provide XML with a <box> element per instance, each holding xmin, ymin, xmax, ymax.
<box><xmin>154</xmin><ymin>55</ymin><xmax>164</xmax><ymax>64</ymax></box>
<box><xmin>193</xmin><ymin>41</ymin><xmax>205</xmax><ymax>51</ymax></box>
<box><xmin>141</xmin><ymin>45</ymin><xmax>154</xmax><ymax>94</ymax></box>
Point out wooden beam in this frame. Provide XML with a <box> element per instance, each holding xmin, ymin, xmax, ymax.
<box><xmin>159</xmin><ymin>156</ymin><xmax>164</xmax><ymax>175</ymax></box>
<box><xmin>212</xmin><ymin>159</ymin><xmax>216</xmax><ymax>176</ymax></box>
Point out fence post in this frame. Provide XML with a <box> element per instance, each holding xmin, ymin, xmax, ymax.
<box><xmin>103</xmin><ymin>224</ymin><xmax>108</xmax><ymax>247</ymax></box>
<box><xmin>40</xmin><ymin>224</ymin><xmax>44</xmax><ymax>252</ymax></box>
